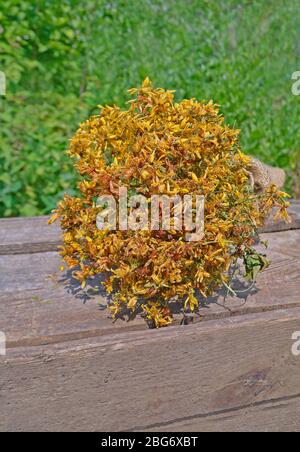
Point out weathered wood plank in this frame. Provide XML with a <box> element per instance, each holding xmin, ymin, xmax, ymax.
<box><xmin>0</xmin><ymin>251</ymin><xmax>147</xmax><ymax>347</ymax></box>
<box><xmin>141</xmin><ymin>394</ymin><xmax>300</xmax><ymax>432</ymax></box>
<box><xmin>261</xmin><ymin>199</ymin><xmax>300</xmax><ymax>233</ymax></box>
<box><xmin>1</xmin><ymin>308</ymin><xmax>300</xmax><ymax>432</ymax></box>
<box><xmin>0</xmin><ymin>199</ymin><xmax>299</xmax><ymax>255</ymax></box>
<box><xmin>1</xmin><ymin>209</ymin><xmax>300</xmax><ymax>432</ymax></box>
<box><xmin>0</xmin><ymin>216</ymin><xmax>61</xmax><ymax>255</ymax></box>
<box><xmin>0</xmin><ymin>229</ymin><xmax>300</xmax><ymax>348</ymax></box>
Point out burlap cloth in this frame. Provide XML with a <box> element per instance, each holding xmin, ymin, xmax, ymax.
<box><xmin>248</xmin><ymin>157</ymin><xmax>286</xmax><ymax>193</ymax></box>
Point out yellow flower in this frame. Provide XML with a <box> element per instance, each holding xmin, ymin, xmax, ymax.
<box><xmin>184</xmin><ymin>292</ymin><xmax>199</xmax><ymax>312</ymax></box>
<box><xmin>127</xmin><ymin>297</ymin><xmax>138</xmax><ymax>310</ymax></box>
<box><xmin>52</xmin><ymin>78</ymin><xmax>290</xmax><ymax>328</ymax></box>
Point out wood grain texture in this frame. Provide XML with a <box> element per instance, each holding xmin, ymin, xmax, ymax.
<box><xmin>1</xmin><ymin>309</ymin><xmax>300</xmax><ymax>432</ymax></box>
<box><xmin>0</xmin><ymin>200</ymin><xmax>299</xmax><ymax>255</ymax></box>
<box><xmin>0</xmin><ymin>216</ymin><xmax>61</xmax><ymax>255</ymax></box>
<box><xmin>142</xmin><ymin>394</ymin><xmax>300</xmax><ymax>432</ymax></box>
<box><xmin>0</xmin><ymin>206</ymin><xmax>300</xmax><ymax>432</ymax></box>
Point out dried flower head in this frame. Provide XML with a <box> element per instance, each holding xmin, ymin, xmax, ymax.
<box><xmin>51</xmin><ymin>78</ymin><xmax>290</xmax><ymax>328</ymax></box>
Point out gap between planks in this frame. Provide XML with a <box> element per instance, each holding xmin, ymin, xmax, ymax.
<box><xmin>0</xmin><ymin>200</ymin><xmax>299</xmax><ymax>255</ymax></box>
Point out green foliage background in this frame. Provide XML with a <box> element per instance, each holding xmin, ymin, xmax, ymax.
<box><xmin>1</xmin><ymin>0</ymin><xmax>300</xmax><ymax>217</ymax></box>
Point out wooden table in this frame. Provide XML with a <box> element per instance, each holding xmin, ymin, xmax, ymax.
<box><xmin>1</xmin><ymin>201</ymin><xmax>300</xmax><ymax>432</ymax></box>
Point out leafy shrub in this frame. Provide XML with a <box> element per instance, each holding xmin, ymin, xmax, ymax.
<box><xmin>51</xmin><ymin>79</ymin><xmax>289</xmax><ymax>327</ymax></box>
<box><xmin>1</xmin><ymin>0</ymin><xmax>300</xmax><ymax>217</ymax></box>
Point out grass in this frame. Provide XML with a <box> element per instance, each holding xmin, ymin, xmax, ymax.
<box><xmin>1</xmin><ymin>0</ymin><xmax>300</xmax><ymax>217</ymax></box>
